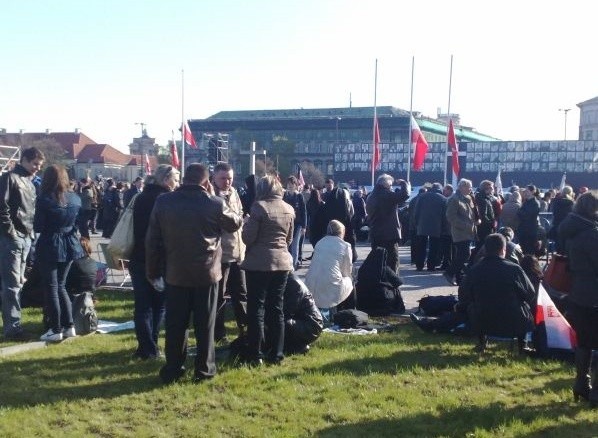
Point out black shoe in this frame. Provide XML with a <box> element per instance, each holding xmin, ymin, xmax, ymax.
<box><xmin>159</xmin><ymin>365</ymin><xmax>186</xmax><ymax>384</ymax></box>
<box><xmin>409</xmin><ymin>313</ymin><xmax>434</xmax><ymax>333</ymax></box>
<box><xmin>4</xmin><ymin>330</ymin><xmax>31</xmax><ymax>341</ymax></box>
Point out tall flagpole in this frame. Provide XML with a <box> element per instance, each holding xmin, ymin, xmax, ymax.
<box><xmin>407</xmin><ymin>56</ymin><xmax>414</xmax><ymax>184</ymax></box>
<box><xmin>181</xmin><ymin>69</ymin><xmax>185</xmax><ymax>177</ymax></box>
<box><xmin>444</xmin><ymin>55</ymin><xmax>453</xmax><ymax>186</ymax></box>
<box><xmin>371</xmin><ymin>59</ymin><xmax>378</xmax><ymax>187</ymax></box>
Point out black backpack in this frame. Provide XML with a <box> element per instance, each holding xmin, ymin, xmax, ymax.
<box><xmin>333</xmin><ymin>309</ymin><xmax>369</xmax><ymax>329</ymax></box>
<box><xmin>418</xmin><ymin>295</ymin><xmax>458</xmax><ymax>317</ymax></box>
<box><xmin>72</xmin><ymin>292</ymin><xmax>98</xmax><ymax>335</ymax></box>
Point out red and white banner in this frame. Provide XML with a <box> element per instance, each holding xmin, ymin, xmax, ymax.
<box><xmin>144</xmin><ymin>153</ymin><xmax>152</xmax><ymax>175</ymax></box>
<box><xmin>448</xmin><ymin>119</ymin><xmax>460</xmax><ymax>186</ymax></box>
<box><xmin>183</xmin><ymin>120</ymin><xmax>197</xmax><ymax>149</ymax></box>
<box><xmin>411</xmin><ymin>115</ymin><xmax>428</xmax><ymax>171</ymax></box>
<box><xmin>372</xmin><ymin>116</ymin><xmax>381</xmax><ymax>170</ymax></box>
<box><xmin>535</xmin><ymin>284</ymin><xmax>576</xmax><ymax>350</ymax></box>
<box><xmin>170</xmin><ymin>140</ymin><xmax>180</xmax><ymax>169</ymax></box>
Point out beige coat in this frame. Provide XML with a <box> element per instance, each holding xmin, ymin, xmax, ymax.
<box><xmin>305</xmin><ymin>235</ymin><xmax>353</xmax><ymax>309</ymax></box>
<box><xmin>241</xmin><ymin>195</ymin><xmax>295</xmax><ymax>272</ymax></box>
<box><xmin>446</xmin><ymin>192</ymin><xmax>477</xmax><ymax>243</ymax></box>
<box><xmin>216</xmin><ymin>187</ymin><xmax>246</xmax><ymax>263</ymax></box>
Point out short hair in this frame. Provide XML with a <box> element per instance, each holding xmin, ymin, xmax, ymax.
<box><xmin>287</xmin><ymin>175</ymin><xmax>298</xmax><ymax>186</ymax></box>
<box><xmin>561</xmin><ymin>185</ymin><xmax>574</xmax><ymax>200</ymax></box>
<box><xmin>256</xmin><ymin>174</ymin><xmax>283</xmax><ymax>199</ymax></box>
<box><xmin>183</xmin><ymin>163</ymin><xmax>209</xmax><ymax>185</ymax></box>
<box><xmin>147</xmin><ymin>164</ymin><xmax>178</xmax><ymax>187</ymax></box>
<box><xmin>213</xmin><ymin>162</ymin><xmax>232</xmax><ymax>173</ymax></box>
<box><xmin>510</xmin><ymin>191</ymin><xmax>522</xmax><ymax>202</ymax></box>
<box><xmin>479</xmin><ymin>180</ymin><xmax>493</xmax><ymax>191</ymax></box>
<box><xmin>458</xmin><ymin>178</ymin><xmax>472</xmax><ymax>189</ymax></box>
<box><xmin>325</xmin><ymin>178</ymin><xmax>334</xmax><ymax>185</ymax></box>
<box><xmin>326</xmin><ymin>219</ymin><xmax>345</xmax><ymax>237</ymax></box>
<box><xmin>21</xmin><ymin>147</ymin><xmax>44</xmax><ymax>163</ymax></box>
<box><xmin>497</xmin><ymin>226</ymin><xmax>515</xmax><ymax>242</ymax></box>
<box><xmin>376</xmin><ymin>174</ymin><xmax>394</xmax><ymax>188</ymax></box>
<box><xmin>526</xmin><ymin>184</ymin><xmax>538</xmax><ymax>196</ymax></box>
<box><xmin>444</xmin><ymin>184</ymin><xmax>454</xmax><ymax>193</ymax></box>
<box><xmin>573</xmin><ymin>191</ymin><xmax>598</xmax><ymax>221</ymax></box>
<box><xmin>484</xmin><ymin>233</ymin><xmax>506</xmax><ymax>256</ymax></box>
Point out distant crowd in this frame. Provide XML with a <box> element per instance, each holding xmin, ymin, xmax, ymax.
<box><xmin>0</xmin><ymin>147</ymin><xmax>596</xmax><ymax>408</ymax></box>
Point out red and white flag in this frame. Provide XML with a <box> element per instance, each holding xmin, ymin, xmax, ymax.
<box><xmin>183</xmin><ymin>120</ymin><xmax>197</xmax><ymax>149</ymax></box>
<box><xmin>170</xmin><ymin>140</ymin><xmax>180</xmax><ymax>169</ymax></box>
<box><xmin>411</xmin><ymin>115</ymin><xmax>428</xmax><ymax>171</ymax></box>
<box><xmin>296</xmin><ymin>163</ymin><xmax>305</xmax><ymax>189</ymax></box>
<box><xmin>144</xmin><ymin>153</ymin><xmax>152</xmax><ymax>175</ymax></box>
<box><xmin>448</xmin><ymin>119</ymin><xmax>460</xmax><ymax>186</ymax></box>
<box><xmin>536</xmin><ymin>284</ymin><xmax>576</xmax><ymax>351</ymax></box>
<box><xmin>372</xmin><ymin>116</ymin><xmax>381</xmax><ymax>170</ymax></box>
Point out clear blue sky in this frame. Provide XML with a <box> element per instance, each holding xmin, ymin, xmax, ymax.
<box><xmin>1</xmin><ymin>0</ymin><xmax>596</xmax><ymax>153</ymax></box>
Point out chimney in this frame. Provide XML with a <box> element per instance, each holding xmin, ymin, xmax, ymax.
<box><xmin>74</xmin><ymin>128</ymin><xmax>80</xmax><ymax>134</ymax></box>
<box><xmin>45</xmin><ymin>129</ymin><xmax>51</xmax><ymax>134</ymax></box>
<box><xmin>0</xmin><ymin>128</ymin><xmax>6</xmax><ymax>134</ymax></box>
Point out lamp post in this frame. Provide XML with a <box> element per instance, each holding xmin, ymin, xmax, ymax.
<box><xmin>559</xmin><ymin>108</ymin><xmax>571</xmax><ymax>141</ymax></box>
<box><xmin>335</xmin><ymin>117</ymin><xmax>342</xmax><ymax>151</ymax></box>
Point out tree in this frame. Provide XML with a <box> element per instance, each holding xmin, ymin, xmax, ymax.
<box><xmin>299</xmin><ymin>161</ymin><xmax>325</xmax><ymax>189</ymax></box>
<box><xmin>270</xmin><ymin>135</ymin><xmax>295</xmax><ymax>179</ymax></box>
<box><xmin>29</xmin><ymin>138</ymin><xmax>69</xmax><ymax>169</ymax></box>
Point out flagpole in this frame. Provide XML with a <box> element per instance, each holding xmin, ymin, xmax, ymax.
<box><xmin>407</xmin><ymin>56</ymin><xmax>414</xmax><ymax>184</ymax></box>
<box><xmin>371</xmin><ymin>59</ymin><xmax>378</xmax><ymax>187</ymax></box>
<box><xmin>444</xmin><ymin>55</ymin><xmax>453</xmax><ymax>187</ymax></box>
<box><xmin>181</xmin><ymin>69</ymin><xmax>185</xmax><ymax>178</ymax></box>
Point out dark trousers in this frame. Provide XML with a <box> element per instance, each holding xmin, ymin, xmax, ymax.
<box><xmin>371</xmin><ymin>239</ymin><xmax>400</xmax><ymax>274</ymax></box>
<box><xmin>40</xmin><ymin>260</ymin><xmax>74</xmax><ymax>332</ymax></box>
<box><xmin>130</xmin><ymin>260</ymin><xmax>165</xmax><ymax>358</ymax></box>
<box><xmin>245</xmin><ymin>270</ymin><xmax>288</xmax><ymax>362</ymax></box>
<box><xmin>215</xmin><ymin>261</ymin><xmax>248</xmax><ymax>338</ymax></box>
<box><xmin>438</xmin><ymin>235</ymin><xmax>453</xmax><ymax>269</ymax></box>
<box><xmin>164</xmin><ymin>282</ymin><xmax>218</xmax><ymax>379</ymax></box>
<box><xmin>519</xmin><ymin>235</ymin><xmax>537</xmax><ymax>256</ymax></box>
<box><xmin>77</xmin><ymin>209</ymin><xmax>96</xmax><ymax>238</ymax></box>
<box><xmin>414</xmin><ymin>235</ymin><xmax>440</xmax><ymax>270</ymax></box>
<box><xmin>446</xmin><ymin>240</ymin><xmax>471</xmax><ymax>284</ymax></box>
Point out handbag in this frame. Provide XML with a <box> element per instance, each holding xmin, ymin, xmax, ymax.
<box><xmin>106</xmin><ymin>193</ymin><xmax>139</xmax><ymax>262</ymax></box>
<box><xmin>543</xmin><ymin>253</ymin><xmax>572</xmax><ymax>294</ymax></box>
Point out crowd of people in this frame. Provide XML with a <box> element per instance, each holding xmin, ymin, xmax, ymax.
<box><xmin>0</xmin><ymin>149</ymin><xmax>596</xmax><ymax>407</ymax></box>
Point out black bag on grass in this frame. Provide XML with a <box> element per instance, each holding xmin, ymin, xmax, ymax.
<box><xmin>72</xmin><ymin>292</ymin><xmax>98</xmax><ymax>335</ymax></box>
<box><xmin>333</xmin><ymin>309</ymin><xmax>369</xmax><ymax>329</ymax></box>
<box><xmin>418</xmin><ymin>295</ymin><xmax>458</xmax><ymax>316</ymax></box>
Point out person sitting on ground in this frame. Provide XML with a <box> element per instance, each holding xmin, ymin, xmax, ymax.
<box><xmin>281</xmin><ymin>273</ymin><xmax>323</xmax><ymax>354</ymax></box>
<box><xmin>471</xmin><ymin>226</ymin><xmax>523</xmax><ymax>265</ymax></box>
<box><xmin>65</xmin><ymin>237</ymin><xmax>98</xmax><ymax>300</ymax></box>
<box><xmin>355</xmin><ymin>246</ymin><xmax>405</xmax><ymax>316</ymax></box>
<box><xmin>305</xmin><ymin>219</ymin><xmax>353</xmax><ymax>315</ymax></box>
<box><xmin>459</xmin><ymin>233</ymin><xmax>536</xmax><ymax>352</ymax></box>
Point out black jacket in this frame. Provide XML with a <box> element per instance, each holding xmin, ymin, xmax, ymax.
<box><xmin>558</xmin><ymin>212</ymin><xmax>598</xmax><ymax>307</ymax></box>
<box><xmin>517</xmin><ymin>197</ymin><xmax>541</xmax><ymax>238</ymax></box>
<box><xmin>459</xmin><ymin>255</ymin><xmax>536</xmax><ymax>337</ymax></box>
<box><xmin>284</xmin><ymin>274</ymin><xmax>323</xmax><ymax>346</ymax></box>
<box><xmin>366</xmin><ymin>181</ymin><xmax>409</xmax><ymax>242</ymax></box>
<box><xmin>131</xmin><ymin>184</ymin><xmax>169</xmax><ymax>263</ymax></box>
<box><xmin>0</xmin><ymin>164</ymin><xmax>37</xmax><ymax>237</ymax></box>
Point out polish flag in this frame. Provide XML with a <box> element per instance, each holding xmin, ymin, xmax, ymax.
<box><xmin>170</xmin><ymin>140</ymin><xmax>180</xmax><ymax>169</ymax></box>
<box><xmin>144</xmin><ymin>153</ymin><xmax>152</xmax><ymax>175</ymax></box>
<box><xmin>411</xmin><ymin>115</ymin><xmax>428</xmax><ymax>171</ymax></box>
<box><xmin>372</xmin><ymin>116</ymin><xmax>381</xmax><ymax>170</ymax></box>
<box><xmin>448</xmin><ymin>119</ymin><xmax>460</xmax><ymax>185</ymax></box>
<box><xmin>183</xmin><ymin>120</ymin><xmax>197</xmax><ymax>149</ymax></box>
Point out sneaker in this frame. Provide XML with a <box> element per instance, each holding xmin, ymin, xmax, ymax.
<box><xmin>62</xmin><ymin>327</ymin><xmax>77</xmax><ymax>338</ymax></box>
<box><xmin>40</xmin><ymin>329</ymin><xmax>63</xmax><ymax>342</ymax></box>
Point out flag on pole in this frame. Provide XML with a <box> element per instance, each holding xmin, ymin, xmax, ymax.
<box><xmin>559</xmin><ymin>172</ymin><xmax>567</xmax><ymax>191</ymax></box>
<box><xmin>411</xmin><ymin>115</ymin><xmax>429</xmax><ymax>171</ymax></box>
<box><xmin>296</xmin><ymin>163</ymin><xmax>305</xmax><ymax>189</ymax></box>
<box><xmin>448</xmin><ymin>119</ymin><xmax>460</xmax><ymax>186</ymax></box>
<box><xmin>144</xmin><ymin>153</ymin><xmax>152</xmax><ymax>175</ymax></box>
<box><xmin>170</xmin><ymin>140</ymin><xmax>180</xmax><ymax>169</ymax></box>
<box><xmin>372</xmin><ymin>116</ymin><xmax>381</xmax><ymax>170</ymax></box>
<box><xmin>183</xmin><ymin>120</ymin><xmax>197</xmax><ymax>149</ymax></box>
<box><xmin>495</xmin><ymin>168</ymin><xmax>503</xmax><ymax>196</ymax></box>
<box><xmin>535</xmin><ymin>284</ymin><xmax>576</xmax><ymax>351</ymax></box>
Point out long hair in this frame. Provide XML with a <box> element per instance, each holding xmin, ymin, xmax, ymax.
<box><xmin>256</xmin><ymin>174</ymin><xmax>283</xmax><ymax>200</ymax></box>
<box><xmin>40</xmin><ymin>165</ymin><xmax>70</xmax><ymax>205</ymax></box>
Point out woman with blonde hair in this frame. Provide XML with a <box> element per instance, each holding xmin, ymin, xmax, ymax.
<box><xmin>241</xmin><ymin>174</ymin><xmax>295</xmax><ymax>365</ymax></box>
<box><xmin>130</xmin><ymin>164</ymin><xmax>180</xmax><ymax>359</ymax></box>
<box><xmin>35</xmin><ymin>165</ymin><xmax>85</xmax><ymax>342</ymax></box>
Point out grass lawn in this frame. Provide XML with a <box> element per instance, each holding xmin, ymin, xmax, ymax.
<box><xmin>0</xmin><ymin>288</ymin><xmax>597</xmax><ymax>437</ymax></box>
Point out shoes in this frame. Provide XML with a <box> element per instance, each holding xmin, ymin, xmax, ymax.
<box><xmin>443</xmin><ymin>272</ymin><xmax>457</xmax><ymax>286</ymax></box>
<box><xmin>193</xmin><ymin>375</ymin><xmax>214</xmax><ymax>384</ymax></box>
<box><xmin>40</xmin><ymin>329</ymin><xmax>63</xmax><ymax>342</ymax></box>
<box><xmin>409</xmin><ymin>313</ymin><xmax>434</xmax><ymax>333</ymax></box>
<box><xmin>132</xmin><ymin>349</ymin><xmax>163</xmax><ymax>360</ymax></box>
<box><xmin>159</xmin><ymin>365</ymin><xmax>186</xmax><ymax>384</ymax></box>
<box><xmin>62</xmin><ymin>326</ymin><xmax>77</xmax><ymax>338</ymax></box>
<box><xmin>4</xmin><ymin>330</ymin><xmax>31</xmax><ymax>342</ymax></box>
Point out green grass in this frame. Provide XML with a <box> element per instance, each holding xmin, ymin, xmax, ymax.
<box><xmin>1</xmin><ymin>289</ymin><xmax>597</xmax><ymax>437</ymax></box>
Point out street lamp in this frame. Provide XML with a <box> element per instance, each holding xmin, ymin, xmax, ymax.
<box><xmin>558</xmin><ymin>108</ymin><xmax>571</xmax><ymax>141</ymax></box>
<box><xmin>335</xmin><ymin>116</ymin><xmax>342</xmax><ymax>151</ymax></box>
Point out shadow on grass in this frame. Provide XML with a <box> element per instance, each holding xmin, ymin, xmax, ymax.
<box><xmin>0</xmin><ymin>349</ymin><xmax>161</xmax><ymax>408</ymax></box>
<box><xmin>314</xmin><ymin>403</ymin><xmax>597</xmax><ymax>437</ymax></box>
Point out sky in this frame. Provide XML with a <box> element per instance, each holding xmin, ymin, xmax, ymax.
<box><xmin>2</xmin><ymin>0</ymin><xmax>597</xmax><ymax>154</ymax></box>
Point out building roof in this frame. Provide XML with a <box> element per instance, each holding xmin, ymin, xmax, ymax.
<box><xmin>417</xmin><ymin>118</ymin><xmax>500</xmax><ymax>142</ymax></box>
<box><xmin>204</xmin><ymin>106</ymin><xmax>410</xmax><ymax>121</ymax></box>
<box><xmin>577</xmin><ymin>96</ymin><xmax>598</xmax><ymax>107</ymax></box>
<box><xmin>76</xmin><ymin>144</ymin><xmax>133</xmax><ymax>166</ymax></box>
<box><xmin>0</xmin><ymin>131</ymin><xmax>97</xmax><ymax>159</ymax></box>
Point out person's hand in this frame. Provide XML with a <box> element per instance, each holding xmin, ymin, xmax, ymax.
<box><xmin>150</xmin><ymin>277</ymin><xmax>165</xmax><ymax>292</ymax></box>
<box><xmin>301</xmin><ymin>227</ymin><xmax>306</xmax><ymax>235</ymax></box>
<box><xmin>243</xmin><ymin>214</ymin><xmax>251</xmax><ymax>225</ymax></box>
<box><xmin>205</xmin><ymin>181</ymin><xmax>215</xmax><ymax>196</ymax></box>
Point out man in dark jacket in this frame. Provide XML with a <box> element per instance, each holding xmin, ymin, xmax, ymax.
<box><xmin>474</xmin><ymin>180</ymin><xmax>496</xmax><ymax>253</ymax></box>
<box><xmin>0</xmin><ymin>147</ymin><xmax>44</xmax><ymax>340</ymax></box>
<box><xmin>282</xmin><ymin>274</ymin><xmax>323</xmax><ymax>354</ymax></box>
<box><xmin>517</xmin><ymin>185</ymin><xmax>541</xmax><ymax>255</ymax></box>
<box><xmin>366</xmin><ymin>174</ymin><xmax>409</xmax><ymax>273</ymax></box>
<box><xmin>322</xmin><ymin>179</ymin><xmax>357</xmax><ymax>261</ymax></box>
<box><xmin>413</xmin><ymin>182</ymin><xmax>448</xmax><ymax>271</ymax></box>
<box><xmin>458</xmin><ymin>233</ymin><xmax>536</xmax><ymax>352</ymax></box>
<box><xmin>146</xmin><ymin>163</ymin><xmax>242</xmax><ymax>384</ymax></box>
<box><xmin>123</xmin><ymin>176</ymin><xmax>143</xmax><ymax>208</ymax></box>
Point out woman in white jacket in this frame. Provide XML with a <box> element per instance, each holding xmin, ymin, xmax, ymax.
<box><xmin>305</xmin><ymin>220</ymin><xmax>353</xmax><ymax>311</ymax></box>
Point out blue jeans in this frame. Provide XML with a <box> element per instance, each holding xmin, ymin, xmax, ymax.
<box><xmin>0</xmin><ymin>234</ymin><xmax>32</xmax><ymax>336</ymax></box>
<box><xmin>289</xmin><ymin>225</ymin><xmax>304</xmax><ymax>268</ymax></box>
<box><xmin>39</xmin><ymin>260</ymin><xmax>74</xmax><ymax>332</ymax></box>
<box><xmin>130</xmin><ymin>260</ymin><xmax>165</xmax><ymax>358</ymax></box>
